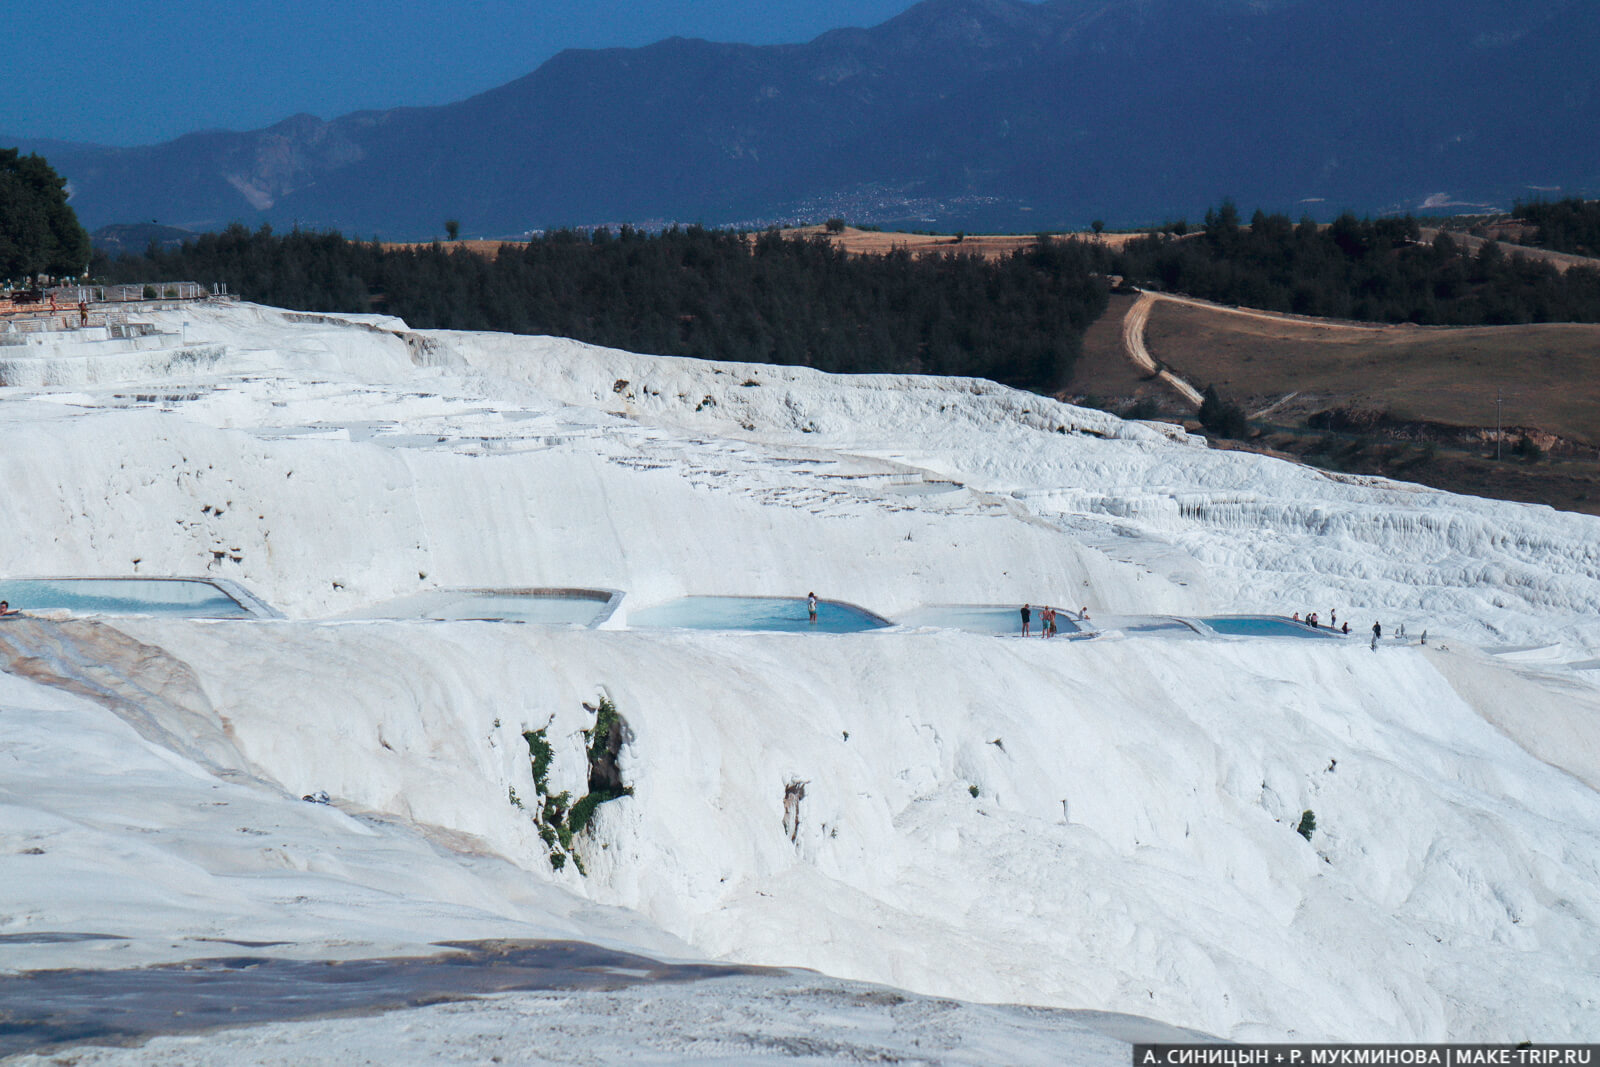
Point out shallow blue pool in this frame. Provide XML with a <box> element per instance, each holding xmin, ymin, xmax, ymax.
<box><xmin>1201</xmin><ymin>615</ymin><xmax>1344</xmax><ymax>638</ymax></box>
<box><xmin>897</xmin><ymin>605</ymin><xmax>1081</xmax><ymax>636</ymax></box>
<box><xmin>354</xmin><ymin>588</ymin><xmax>618</xmax><ymax>626</ymax></box>
<box><xmin>0</xmin><ymin>578</ymin><xmax>254</xmax><ymax>618</ymax></box>
<box><xmin>629</xmin><ymin>596</ymin><xmax>888</xmax><ymax>634</ymax></box>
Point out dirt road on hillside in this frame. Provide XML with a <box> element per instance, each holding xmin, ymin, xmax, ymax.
<box><xmin>1116</xmin><ymin>285</ymin><xmax>1460</xmax><ymax>409</ymax></box>
<box><xmin>1145</xmin><ymin>291</ymin><xmax>1395</xmax><ymax>331</ymax></box>
<box><xmin>1121</xmin><ymin>293</ymin><xmax>1204</xmax><ymax>407</ymax></box>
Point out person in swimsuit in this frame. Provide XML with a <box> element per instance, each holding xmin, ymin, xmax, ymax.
<box><xmin>807</xmin><ymin>592</ymin><xmax>818</xmax><ymax>624</ymax></box>
<box><xmin>1020</xmin><ymin>604</ymin><xmax>1031</xmax><ymax>636</ymax></box>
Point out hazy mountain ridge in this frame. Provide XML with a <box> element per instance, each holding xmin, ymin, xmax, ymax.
<box><xmin>13</xmin><ymin>0</ymin><xmax>1597</xmax><ymax>238</ymax></box>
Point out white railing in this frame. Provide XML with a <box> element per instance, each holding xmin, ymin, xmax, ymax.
<box><xmin>50</xmin><ymin>282</ymin><xmax>209</xmax><ymax>303</ymax></box>
<box><xmin>0</xmin><ymin>282</ymin><xmax>215</xmax><ymax>337</ymax></box>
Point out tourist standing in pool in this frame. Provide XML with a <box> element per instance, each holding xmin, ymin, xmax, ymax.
<box><xmin>1020</xmin><ymin>603</ymin><xmax>1031</xmax><ymax>636</ymax></box>
<box><xmin>808</xmin><ymin>592</ymin><xmax>818</xmax><ymax>624</ymax></box>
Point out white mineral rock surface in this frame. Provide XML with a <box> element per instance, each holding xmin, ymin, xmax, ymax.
<box><xmin>3</xmin><ymin>301</ymin><xmax>1598</xmax><ymax>1061</ymax></box>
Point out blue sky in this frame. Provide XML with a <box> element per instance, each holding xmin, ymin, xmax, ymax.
<box><xmin>5</xmin><ymin>0</ymin><xmax>920</xmax><ymax>146</ymax></box>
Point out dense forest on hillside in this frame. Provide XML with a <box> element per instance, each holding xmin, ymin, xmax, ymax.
<box><xmin>93</xmin><ymin>205</ymin><xmax>1600</xmax><ymax>392</ymax></box>
<box><xmin>1112</xmin><ymin>203</ymin><xmax>1600</xmax><ymax>325</ymax></box>
<box><xmin>1513</xmin><ymin>198</ymin><xmax>1600</xmax><ymax>258</ymax></box>
<box><xmin>94</xmin><ymin>225</ymin><xmax>1108</xmax><ymax>389</ymax></box>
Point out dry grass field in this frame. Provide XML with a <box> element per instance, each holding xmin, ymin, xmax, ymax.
<box><xmin>1143</xmin><ymin>300</ymin><xmax>1600</xmax><ymax>445</ymax></box>
<box><xmin>790</xmin><ymin>225</ymin><xmax>1139</xmax><ymax>260</ymax></box>
<box><xmin>1074</xmin><ymin>294</ymin><xmax>1600</xmax><ymax>514</ymax></box>
<box><xmin>383</xmin><ymin>228</ymin><xmax>1131</xmax><ymax>261</ymax></box>
<box><xmin>382</xmin><ymin>239</ymin><xmax>512</xmax><ymax>255</ymax></box>
<box><xmin>1071</xmin><ymin>292</ymin><xmax>1184</xmax><ymax>410</ymax></box>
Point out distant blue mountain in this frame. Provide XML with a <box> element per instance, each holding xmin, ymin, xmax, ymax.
<box><xmin>13</xmin><ymin>0</ymin><xmax>1598</xmax><ymax>238</ymax></box>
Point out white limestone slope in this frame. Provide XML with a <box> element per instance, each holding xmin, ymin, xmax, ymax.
<box><xmin>3</xmin><ymin>301</ymin><xmax>1600</xmax><ymax>1051</ymax></box>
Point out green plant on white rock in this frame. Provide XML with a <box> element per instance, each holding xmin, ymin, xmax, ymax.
<box><xmin>518</xmin><ymin>696</ymin><xmax>633</xmax><ymax>874</ymax></box>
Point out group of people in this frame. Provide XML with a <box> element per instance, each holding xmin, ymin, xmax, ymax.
<box><xmin>1292</xmin><ymin>611</ymin><xmax>1426</xmax><ymax>648</ymax></box>
<box><xmin>1293</xmin><ymin>609</ymin><xmax>1349</xmax><ymax>634</ymax></box>
<box><xmin>1019</xmin><ymin>603</ymin><xmax>1086</xmax><ymax>638</ymax></box>
<box><xmin>1016</xmin><ymin>601</ymin><xmax>1420</xmax><ymax>646</ymax></box>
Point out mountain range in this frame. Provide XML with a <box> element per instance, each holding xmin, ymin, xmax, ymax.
<box><xmin>13</xmin><ymin>0</ymin><xmax>1599</xmax><ymax>239</ymax></box>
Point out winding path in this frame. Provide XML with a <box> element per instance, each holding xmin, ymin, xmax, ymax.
<box><xmin>1117</xmin><ymin>285</ymin><xmax>1462</xmax><ymax>411</ymax></box>
<box><xmin>1120</xmin><ymin>292</ymin><xmax>1204</xmax><ymax>408</ymax></box>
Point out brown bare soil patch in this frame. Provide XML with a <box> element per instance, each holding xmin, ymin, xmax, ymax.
<box><xmin>1065</xmin><ymin>293</ymin><xmax>1191</xmax><ymax>421</ymax></box>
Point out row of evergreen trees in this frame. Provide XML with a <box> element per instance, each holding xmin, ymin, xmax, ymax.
<box><xmin>94</xmin><ymin>224</ymin><xmax>1110</xmax><ymax>389</ymax></box>
<box><xmin>1513</xmin><ymin>198</ymin><xmax>1600</xmax><ymax>258</ymax></box>
<box><xmin>1112</xmin><ymin>202</ymin><xmax>1600</xmax><ymax>325</ymax></box>
<box><xmin>92</xmin><ymin>200</ymin><xmax>1600</xmax><ymax>390</ymax></box>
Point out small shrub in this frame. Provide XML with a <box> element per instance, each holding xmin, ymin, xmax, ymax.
<box><xmin>569</xmin><ymin>788</ymin><xmax>626</xmax><ymax>834</ymax></box>
<box><xmin>523</xmin><ymin>728</ymin><xmax>553</xmax><ymax>789</ymax></box>
<box><xmin>968</xmin><ymin>784</ymin><xmax>980</xmax><ymax>798</ymax></box>
<box><xmin>1199</xmin><ymin>384</ymin><xmax>1250</xmax><ymax>439</ymax></box>
<box><xmin>1296</xmin><ymin>810</ymin><xmax>1317</xmax><ymax>841</ymax></box>
<box><xmin>586</xmin><ymin>698</ymin><xmax>621</xmax><ymax>765</ymax></box>
<box><xmin>1122</xmin><ymin>396</ymin><xmax>1163</xmax><ymax>420</ymax></box>
<box><xmin>518</xmin><ymin>698</ymin><xmax>634</xmax><ymax>875</ymax></box>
